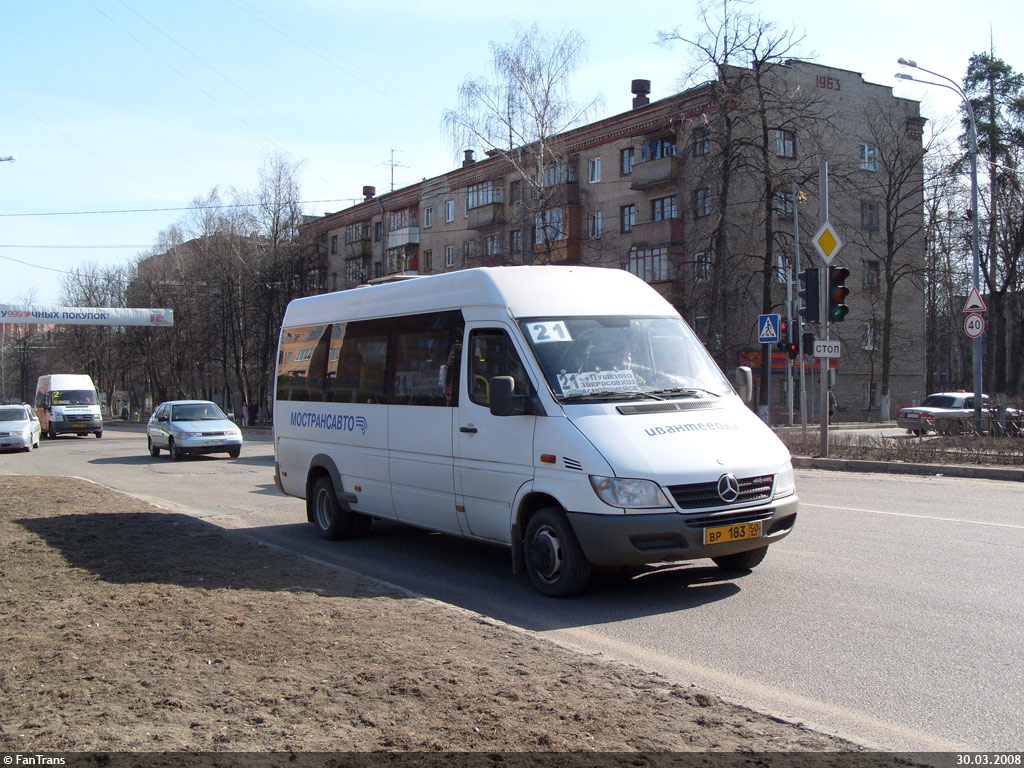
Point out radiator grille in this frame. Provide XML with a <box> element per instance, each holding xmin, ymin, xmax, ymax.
<box><xmin>668</xmin><ymin>474</ymin><xmax>775</xmax><ymax>510</ymax></box>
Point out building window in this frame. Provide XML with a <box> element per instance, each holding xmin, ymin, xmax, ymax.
<box><xmin>445</xmin><ymin>200</ymin><xmax>455</xmax><ymax>222</ymax></box>
<box><xmin>775</xmin><ymin>129</ymin><xmax>796</xmax><ymax>158</ymax></box>
<box><xmin>345</xmin><ymin>222</ymin><xmax>370</xmax><ymax>243</ymax></box>
<box><xmin>693</xmin><ymin>188</ymin><xmax>712</xmax><ymax>218</ymax></box>
<box><xmin>423</xmin><ymin>250</ymin><xmax>432</xmax><ymax>273</ymax></box>
<box><xmin>651</xmin><ymin>195</ymin><xmax>678</xmax><ymax>221</ymax></box>
<box><xmin>620</xmin><ymin>204</ymin><xmax>637</xmax><ymax>233</ymax></box>
<box><xmin>865</xmin><ymin>381</ymin><xmax>880</xmax><ymax>409</ymax></box>
<box><xmin>330</xmin><ymin>234</ymin><xmax>338</xmax><ymax>254</ymax></box>
<box><xmin>588</xmin><ymin>156</ymin><xmax>601</xmax><ymax>183</ymax></box>
<box><xmin>863</xmin><ymin>260</ymin><xmax>880</xmax><ymax>290</ymax></box>
<box><xmin>445</xmin><ymin>245</ymin><xmax>454</xmax><ymax>267</ymax></box>
<box><xmin>374</xmin><ymin>222</ymin><xmax>383</xmax><ymax>241</ymax></box>
<box><xmin>860</xmin><ymin>144</ymin><xmax>878</xmax><ymax>171</ymax></box>
<box><xmin>467</xmin><ymin>180</ymin><xmax>502</xmax><ymax>209</ymax></box>
<box><xmin>373</xmin><ymin>261</ymin><xmax>383</xmax><ymax>279</ymax></box>
<box><xmin>331</xmin><ymin>272</ymin><xmax>338</xmax><ymax>291</ymax></box>
<box><xmin>775</xmin><ymin>192</ymin><xmax>795</xmax><ymax>219</ymax></box>
<box><xmin>862</xmin><ymin>323</ymin><xmax>876</xmax><ymax>351</ymax></box>
<box><xmin>693</xmin><ymin>127</ymin><xmax>710</xmax><ymax>157</ymax></box>
<box><xmin>861</xmin><ymin>201</ymin><xmax>880</xmax><ymax>230</ymax></box>
<box><xmin>535</xmin><ymin>208</ymin><xmax>564</xmax><ymax>242</ymax></box>
<box><xmin>463</xmin><ymin>239</ymin><xmax>477</xmax><ymax>259</ymax></box>
<box><xmin>540</xmin><ymin>161</ymin><xmax>574</xmax><ymax>187</ymax></box>
<box><xmin>588</xmin><ymin>211</ymin><xmax>602</xmax><ymax>238</ymax></box>
<box><xmin>510</xmin><ymin>180</ymin><xmax>521</xmax><ymax>203</ymax></box>
<box><xmin>620</xmin><ymin>147</ymin><xmax>635</xmax><ymax>175</ymax></box>
<box><xmin>484</xmin><ymin>234</ymin><xmax>499</xmax><ymax>256</ymax></box>
<box><xmin>423</xmin><ymin>207</ymin><xmax>433</xmax><ymax>228</ymax></box>
<box><xmin>627</xmin><ymin>246</ymin><xmax>670</xmax><ymax>283</ymax></box>
<box><xmin>695</xmin><ymin>251</ymin><xmax>712</xmax><ymax>283</ymax></box>
<box><xmin>642</xmin><ymin>136</ymin><xmax>676</xmax><ymax>162</ymax></box>
<box><xmin>388</xmin><ymin>208</ymin><xmax>413</xmax><ymax>230</ymax></box>
<box><xmin>345</xmin><ymin>258</ymin><xmax>367</xmax><ymax>285</ymax></box>
<box><xmin>510</xmin><ymin>229</ymin><xmax>522</xmax><ymax>254</ymax></box>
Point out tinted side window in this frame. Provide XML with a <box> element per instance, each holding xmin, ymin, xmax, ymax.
<box><xmin>277</xmin><ymin>310</ymin><xmax>464</xmax><ymax>407</ymax></box>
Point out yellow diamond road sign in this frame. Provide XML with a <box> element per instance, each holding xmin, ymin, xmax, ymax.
<box><xmin>813</xmin><ymin>221</ymin><xmax>843</xmax><ymax>264</ymax></box>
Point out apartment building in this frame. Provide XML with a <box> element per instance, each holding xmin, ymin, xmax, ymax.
<box><xmin>303</xmin><ymin>59</ymin><xmax>927</xmax><ymax>420</ymax></box>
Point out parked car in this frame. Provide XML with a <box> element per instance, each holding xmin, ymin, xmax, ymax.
<box><xmin>146</xmin><ymin>400</ymin><xmax>243</xmax><ymax>460</ymax></box>
<box><xmin>897</xmin><ymin>392</ymin><xmax>1019</xmax><ymax>435</ymax></box>
<box><xmin>0</xmin><ymin>403</ymin><xmax>42</xmax><ymax>452</ymax></box>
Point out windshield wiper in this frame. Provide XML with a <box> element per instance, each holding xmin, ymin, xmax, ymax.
<box><xmin>561</xmin><ymin>391</ymin><xmax>666</xmax><ymax>403</ymax></box>
<box><xmin>646</xmin><ymin>387</ymin><xmax>722</xmax><ymax>398</ymax></box>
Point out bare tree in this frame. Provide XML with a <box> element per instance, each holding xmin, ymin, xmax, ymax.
<box><xmin>442</xmin><ymin>24</ymin><xmax>602</xmax><ymax>263</ymax></box>
<box><xmin>839</xmin><ymin>98</ymin><xmax>930</xmax><ymax>418</ymax></box>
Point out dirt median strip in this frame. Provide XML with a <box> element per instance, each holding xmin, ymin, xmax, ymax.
<box><xmin>0</xmin><ymin>475</ymin><xmax>869</xmax><ymax>754</ymax></box>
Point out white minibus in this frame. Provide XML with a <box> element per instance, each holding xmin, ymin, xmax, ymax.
<box><xmin>35</xmin><ymin>373</ymin><xmax>103</xmax><ymax>439</ymax></box>
<box><xmin>273</xmin><ymin>266</ymin><xmax>797</xmax><ymax>596</ymax></box>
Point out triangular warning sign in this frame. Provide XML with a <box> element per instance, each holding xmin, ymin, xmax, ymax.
<box><xmin>963</xmin><ymin>286</ymin><xmax>987</xmax><ymax>313</ymax></box>
<box><xmin>760</xmin><ymin>317</ymin><xmax>777</xmax><ymax>340</ymax></box>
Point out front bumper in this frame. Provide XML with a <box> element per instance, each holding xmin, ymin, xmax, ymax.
<box><xmin>0</xmin><ymin>433</ymin><xmax>32</xmax><ymax>450</ymax></box>
<box><xmin>52</xmin><ymin>416</ymin><xmax>102</xmax><ymax>435</ymax></box>
<box><xmin>175</xmin><ymin>435</ymin><xmax>243</xmax><ymax>454</ymax></box>
<box><xmin>566</xmin><ymin>496</ymin><xmax>798</xmax><ymax>567</ymax></box>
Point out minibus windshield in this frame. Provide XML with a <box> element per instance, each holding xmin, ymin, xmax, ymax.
<box><xmin>50</xmin><ymin>390</ymin><xmax>97</xmax><ymax>406</ymax></box>
<box><xmin>519</xmin><ymin>316</ymin><xmax>733</xmax><ymax>403</ymax></box>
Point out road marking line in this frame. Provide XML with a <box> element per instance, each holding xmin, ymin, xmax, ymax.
<box><xmin>811</xmin><ymin>504</ymin><xmax>1024</xmax><ymax>530</ymax></box>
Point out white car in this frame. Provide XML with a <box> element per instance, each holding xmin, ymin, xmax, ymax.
<box><xmin>147</xmin><ymin>400</ymin><xmax>243</xmax><ymax>460</ymax></box>
<box><xmin>897</xmin><ymin>392</ymin><xmax>1019</xmax><ymax>435</ymax></box>
<box><xmin>0</xmin><ymin>403</ymin><xmax>42</xmax><ymax>452</ymax></box>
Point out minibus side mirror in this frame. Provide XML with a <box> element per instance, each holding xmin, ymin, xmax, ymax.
<box><xmin>734</xmin><ymin>366</ymin><xmax>753</xmax><ymax>403</ymax></box>
<box><xmin>489</xmin><ymin>375</ymin><xmax>541</xmax><ymax>416</ymax></box>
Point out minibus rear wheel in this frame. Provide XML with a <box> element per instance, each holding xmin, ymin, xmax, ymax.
<box><xmin>312</xmin><ymin>476</ymin><xmax>355</xmax><ymax>540</ymax></box>
<box><xmin>712</xmin><ymin>545</ymin><xmax>768</xmax><ymax>572</ymax></box>
<box><xmin>523</xmin><ymin>508</ymin><xmax>591</xmax><ymax>598</ymax></box>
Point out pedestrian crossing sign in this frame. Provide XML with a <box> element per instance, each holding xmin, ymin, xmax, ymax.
<box><xmin>757</xmin><ymin>313</ymin><xmax>780</xmax><ymax>343</ymax></box>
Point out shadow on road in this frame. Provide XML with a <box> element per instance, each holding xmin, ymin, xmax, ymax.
<box><xmin>18</xmin><ymin>504</ymin><xmax>746</xmax><ymax>631</ymax></box>
<box><xmin>16</xmin><ymin>510</ymin><xmax>400</xmax><ymax>601</ymax></box>
<box><xmin>239</xmin><ymin>518</ymin><xmax>746</xmax><ymax>631</ymax></box>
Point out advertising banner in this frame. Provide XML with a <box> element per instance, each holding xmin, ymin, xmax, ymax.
<box><xmin>0</xmin><ymin>305</ymin><xmax>174</xmax><ymax>327</ymax></box>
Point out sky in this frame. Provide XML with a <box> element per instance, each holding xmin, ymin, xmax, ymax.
<box><xmin>0</xmin><ymin>0</ymin><xmax>1018</xmax><ymax>306</ymax></box>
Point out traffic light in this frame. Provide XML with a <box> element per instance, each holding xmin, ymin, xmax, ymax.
<box><xmin>798</xmin><ymin>267</ymin><xmax>820</xmax><ymax>324</ymax></box>
<box><xmin>827</xmin><ymin>265</ymin><xmax>850</xmax><ymax>322</ymax></box>
<box><xmin>786</xmin><ymin>335</ymin><xmax>799</xmax><ymax>360</ymax></box>
<box><xmin>776</xmin><ymin>320</ymin><xmax>790</xmax><ymax>352</ymax></box>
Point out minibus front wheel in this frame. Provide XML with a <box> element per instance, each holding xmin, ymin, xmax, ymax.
<box><xmin>523</xmin><ymin>508</ymin><xmax>591</xmax><ymax>598</ymax></box>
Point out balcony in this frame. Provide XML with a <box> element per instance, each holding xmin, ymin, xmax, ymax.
<box><xmin>630</xmin><ymin>217</ymin><xmax>685</xmax><ymax>246</ymax></box>
<box><xmin>388</xmin><ymin>226</ymin><xmax>420</xmax><ymax>250</ymax></box>
<box><xmin>343</xmin><ymin>238</ymin><xmax>372</xmax><ymax>259</ymax></box>
<box><xmin>467</xmin><ymin>202</ymin><xmax>504</xmax><ymax>230</ymax></box>
<box><xmin>630</xmin><ymin>155</ymin><xmax>680</xmax><ymax>190</ymax></box>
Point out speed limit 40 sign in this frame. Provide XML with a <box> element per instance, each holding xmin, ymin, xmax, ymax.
<box><xmin>965</xmin><ymin>313</ymin><xmax>985</xmax><ymax>338</ymax></box>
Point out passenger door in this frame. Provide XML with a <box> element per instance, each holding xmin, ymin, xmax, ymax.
<box><xmin>454</xmin><ymin>325</ymin><xmax>537</xmax><ymax>543</ymax></box>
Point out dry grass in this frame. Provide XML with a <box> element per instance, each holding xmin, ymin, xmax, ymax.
<box><xmin>777</xmin><ymin>429</ymin><xmax>1024</xmax><ymax>466</ymax></box>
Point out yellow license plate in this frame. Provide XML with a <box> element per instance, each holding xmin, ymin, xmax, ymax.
<box><xmin>705</xmin><ymin>520</ymin><xmax>762</xmax><ymax>545</ymax></box>
<box><xmin>72</xmin><ymin>423</ymin><xmax>87</xmax><ymax>429</ymax></box>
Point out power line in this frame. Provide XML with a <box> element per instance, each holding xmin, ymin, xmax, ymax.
<box><xmin>0</xmin><ymin>198</ymin><xmax>357</xmax><ymax>218</ymax></box>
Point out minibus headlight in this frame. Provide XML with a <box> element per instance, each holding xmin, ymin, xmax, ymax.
<box><xmin>774</xmin><ymin>461</ymin><xmax>795</xmax><ymax>498</ymax></box>
<box><xmin>589</xmin><ymin>476</ymin><xmax>672</xmax><ymax>509</ymax></box>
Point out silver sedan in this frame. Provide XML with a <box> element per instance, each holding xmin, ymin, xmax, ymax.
<box><xmin>146</xmin><ymin>400</ymin><xmax>243</xmax><ymax>460</ymax></box>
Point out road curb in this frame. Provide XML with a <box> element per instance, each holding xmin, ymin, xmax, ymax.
<box><xmin>792</xmin><ymin>455</ymin><xmax>1024</xmax><ymax>482</ymax></box>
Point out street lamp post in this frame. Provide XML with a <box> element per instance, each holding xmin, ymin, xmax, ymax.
<box><xmin>896</xmin><ymin>59</ymin><xmax>984</xmax><ymax>434</ymax></box>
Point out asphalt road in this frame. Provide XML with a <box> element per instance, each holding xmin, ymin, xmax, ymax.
<box><xmin>3</xmin><ymin>424</ymin><xmax>1022</xmax><ymax>752</ymax></box>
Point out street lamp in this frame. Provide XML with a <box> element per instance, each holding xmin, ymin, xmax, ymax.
<box><xmin>896</xmin><ymin>58</ymin><xmax>984</xmax><ymax>434</ymax></box>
